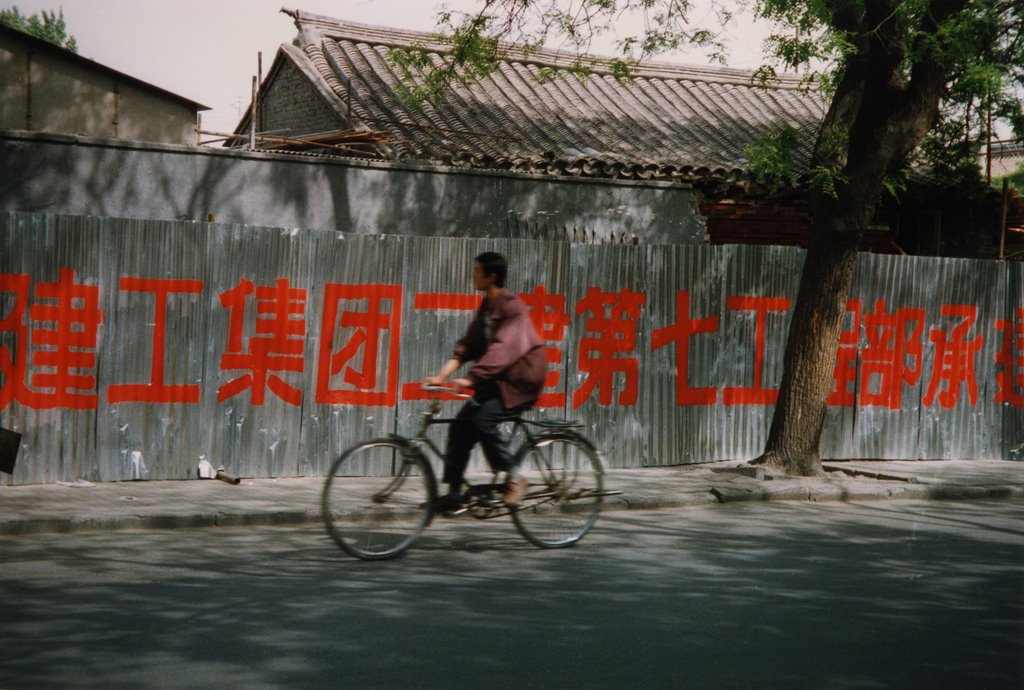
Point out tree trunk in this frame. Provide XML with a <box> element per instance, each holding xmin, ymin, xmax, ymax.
<box><xmin>755</xmin><ymin>206</ymin><xmax>863</xmax><ymax>476</ymax></box>
<box><xmin>752</xmin><ymin>0</ymin><xmax>965</xmax><ymax>476</ymax></box>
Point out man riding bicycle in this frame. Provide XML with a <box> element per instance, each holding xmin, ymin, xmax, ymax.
<box><xmin>424</xmin><ymin>252</ymin><xmax>547</xmax><ymax>511</ymax></box>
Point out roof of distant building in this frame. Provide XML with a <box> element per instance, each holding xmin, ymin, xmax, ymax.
<box><xmin>266</xmin><ymin>8</ymin><xmax>824</xmax><ymax>185</ymax></box>
<box><xmin>0</xmin><ymin>23</ymin><xmax>209</xmax><ymax>111</ymax></box>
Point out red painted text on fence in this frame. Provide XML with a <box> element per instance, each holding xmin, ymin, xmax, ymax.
<box><xmin>924</xmin><ymin>305</ymin><xmax>982</xmax><ymax>409</ymax></box>
<box><xmin>0</xmin><ymin>270</ymin><xmax>103</xmax><ymax>410</ymax></box>
<box><xmin>651</xmin><ymin>290</ymin><xmax>719</xmax><ymax>405</ymax></box>
<box><xmin>830</xmin><ymin>300</ymin><xmax>927</xmax><ymax>409</ymax></box>
<box><xmin>218</xmin><ymin>278</ymin><xmax>307</xmax><ymax>406</ymax></box>
<box><xmin>573</xmin><ymin>287</ymin><xmax>646</xmax><ymax>408</ymax></box>
<box><xmin>108</xmin><ymin>277</ymin><xmax>204</xmax><ymax>404</ymax></box>
<box><xmin>318</xmin><ymin>284</ymin><xmax>403</xmax><ymax>406</ymax></box>
<box><xmin>995</xmin><ymin>308</ymin><xmax>1024</xmax><ymax>407</ymax></box>
<box><xmin>521</xmin><ymin>286</ymin><xmax>570</xmax><ymax>408</ymax></box>
<box><xmin>721</xmin><ymin>296</ymin><xmax>790</xmax><ymax>406</ymax></box>
<box><xmin>1</xmin><ymin>271</ymin><xmax>1011</xmax><ymax>412</ymax></box>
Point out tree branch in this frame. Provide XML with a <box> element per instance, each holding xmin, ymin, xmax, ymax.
<box><xmin>883</xmin><ymin>0</ymin><xmax>971</xmax><ymax>158</ymax></box>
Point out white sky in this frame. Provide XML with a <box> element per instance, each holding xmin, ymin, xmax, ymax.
<box><xmin>7</xmin><ymin>0</ymin><xmax>772</xmax><ymax>133</ymax></box>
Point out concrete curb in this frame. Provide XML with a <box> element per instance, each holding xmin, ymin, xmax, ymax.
<box><xmin>1</xmin><ymin>461</ymin><xmax>1022</xmax><ymax>536</ymax></box>
<box><xmin>0</xmin><ymin>509</ymin><xmax>323</xmax><ymax>536</ymax></box>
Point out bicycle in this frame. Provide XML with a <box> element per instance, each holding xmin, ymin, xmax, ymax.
<box><xmin>322</xmin><ymin>385</ymin><xmax>618</xmax><ymax>560</ymax></box>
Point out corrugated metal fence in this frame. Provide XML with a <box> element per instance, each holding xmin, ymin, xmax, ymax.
<box><xmin>2</xmin><ymin>212</ymin><xmax>1021</xmax><ymax>483</ymax></box>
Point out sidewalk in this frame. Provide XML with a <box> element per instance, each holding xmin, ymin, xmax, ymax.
<box><xmin>1</xmin><ymin>460</ymin><xmax>1022</xmax><ymax>536</ymax></box>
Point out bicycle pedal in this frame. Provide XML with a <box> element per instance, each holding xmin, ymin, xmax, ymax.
<box><xmin>470</xmin><ymin>506</ymin><xmax>508</xmax><ymax>519</ymax></box>
<box><xmin>440</xmin><ymin>506</ymin><xmax>468</xmax><ymax>517</ymax></box>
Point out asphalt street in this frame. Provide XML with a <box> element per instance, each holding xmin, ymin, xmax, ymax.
<box><xmin>1</xmin><ymin>499</ymin><xmax>1022</xmax><ymax>689</ymax></box>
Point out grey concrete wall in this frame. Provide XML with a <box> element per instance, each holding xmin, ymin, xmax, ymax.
<box><xmin>0</xmin><ymin>41</ymin><xmax>26</xmax><ymax>127</ymax></box>
<box><xmin>0</xmin><ymin>33</ymin><xmax>197</xmax><ymax>145</ymax></box>
<box><xmin>0</xmin><ymin>129</ymin><xmax>707</xmax><ymax>244</ymax></box>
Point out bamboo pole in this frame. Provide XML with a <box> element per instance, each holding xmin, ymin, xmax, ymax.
<box><xmin>249</xmin><ymin>76</ymin><xmax>257</xmax><ymax>149</ymax></box>
<box><xmin>197</xmin><ymin>129</ymin><xmax>387</xmax><ymax>156</ymax></box>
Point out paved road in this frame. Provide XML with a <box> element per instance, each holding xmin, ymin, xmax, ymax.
<box><xmin>2</xmin><ymin>500</ymin><xmax>1022</xmax><ymax>689</ymax></box>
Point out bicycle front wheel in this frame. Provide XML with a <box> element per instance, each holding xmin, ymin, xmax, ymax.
<box><xmin>322</xmin><ymin>439</ymin><xmax>436</xmax><ymax>560</ymax></box>
<box><xmin>511</xmin><ymin>432</ymin><xmax>604</xmax><ymax>548</ymax></box>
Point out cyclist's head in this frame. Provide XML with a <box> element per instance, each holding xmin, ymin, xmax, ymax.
<box><xmin>474</xmin><ymin>251</ymin><xmax>507</xmax><ymax>288</ymax></box>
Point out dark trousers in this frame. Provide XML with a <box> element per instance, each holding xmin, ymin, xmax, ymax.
<box><xmin>442</xmin><ymin>385</ymin><xmax>524</xmax><ymax>489</ymax></box>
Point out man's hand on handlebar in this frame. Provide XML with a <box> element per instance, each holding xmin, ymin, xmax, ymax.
<box><xmin>422</xmin><ymin>375</ymin><xmax>472</xmax><ymax>393</ymax></box>
<box><xmin>420</xmin><ymin>377</ymin><xmax>473</xmax><ymax>398</ymax></box>
<box><xmin>450</xmin><ymin>377</ymin><xmax>473</xmax><ymax>394</ymax></box>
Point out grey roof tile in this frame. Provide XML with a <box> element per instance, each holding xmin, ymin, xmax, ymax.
<box><xmin>281</xmin><ymin>9</ymin><xmax>826</xmax><ymax>183</ymax></box>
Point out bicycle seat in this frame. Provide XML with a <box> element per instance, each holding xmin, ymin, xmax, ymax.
<box><xmin>525</xmin><ymin>417</ymin><xmax>584</xmax><ymax>429</ymax></box>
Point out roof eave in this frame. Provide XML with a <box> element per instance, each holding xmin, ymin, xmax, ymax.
<box><xmin>281</xmin><ymin>7</ymin><xmax>804</xmax><ymax>89</ymax></box>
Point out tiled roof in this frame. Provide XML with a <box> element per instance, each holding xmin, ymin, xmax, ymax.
<box><xmin>281</xmin><ymin>9</ymin><xmax>825</xmax><ymax>184</ymax></box>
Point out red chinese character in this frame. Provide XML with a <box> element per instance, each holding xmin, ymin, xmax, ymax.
<box><xmin>0</xmin><ymin>273</ymin><xmax>30</xmax><ymax>410</ymax></box>
<box><xmin>572</xmin><ymin>287</ymin><xmax>645</xmax><ymax>408</ymax></box>
<box><xmin>317</xmin><ymin>284</ymin><xmax>402</xmax><ymax>406</ymax></box>
<box><xmin>651</xmin><ymin>290</ymin><xmax>720</xmax><ymax>406</ymax></box>
<box><xmin>400</xmin><ymin>292</ymin><xmax>476</xmax><ymax>401</ymax></box>
<box><xmin>860</xmin><ymin>300</ymin><xmax>926</xmax><ymax>409</ymax></box>
<box><xmin>107</xmin><ymin>277</ymin><xmax>204</xmax><ymax>404</ymax></box>
<box><xmin>924</xmin><ymin>304</ymin><xmax>983</xmax><ymax>409</ymax></box>
<box><xmin>218</xmin><ymin>278</ymin><xmax>306</xmax><ymax>406</ymax></box>
<box><xmin>995</xmin><ymin>308</ymin><xmax>1024</xmax><ymax>407</ymax></box>
<box><xmin>828</xmin><ymin>300</ymin><xmax>863</xmax><ymax>407</ymax></box>
<box><xmin>520</xmin><ymin>286</ymin><xmax>570</xmax><ymax>408</ymax></box>
<box><xmin>722</xmin><ymin>295</ymin><xmax>790</xmax><ymax>406</ymax></box>
<box><xmin>25</xmin><ymin>269</ymin><xmax>104</xmax><ymax>409</ymax></box>
<box><xmin>413</xmin><ymin>293</ymin><xmax>478</xmax><ymax>311</ymax></box>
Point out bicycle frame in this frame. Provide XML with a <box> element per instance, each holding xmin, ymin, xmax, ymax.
<box><xmin>322</xmin><ymin>387</ymin><xmax>613</xmax><ymax>558</ymax></box>
<box><xmin>407</xmin><ymin>396</ymin><xmax>538</xmax><ymax>457</ymax></box>
<box><xmin>396</xmin><ymin>396</ymin><xmax>540</xmax><ymax>518</ymax></box>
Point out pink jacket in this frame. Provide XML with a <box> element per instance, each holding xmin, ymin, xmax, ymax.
<box><xmin>453</xmin><ymin>290</ymin><xmax>547</xmax><ymax>409</ymax></box>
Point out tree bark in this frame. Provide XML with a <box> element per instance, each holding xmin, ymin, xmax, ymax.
<box><xmin>756</xmin><ymin>215</ymin><xmax>860</xmax><ymax>476</ymax></box>
<box><xmin>754</xmin><ymin>0</ymin><xmax>968</xmax><ymax>476</ymax></box>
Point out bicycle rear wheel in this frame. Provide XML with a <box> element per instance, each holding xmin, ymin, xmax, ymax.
<box><xmin>511</xmin><ymin>432</ymin><xmax>604</xmax><ymax>548</ymax></box>
<box><xmin>322</xmin><ymin>439</ymin><xmax>436</xmax><ymax>560</ymax></box>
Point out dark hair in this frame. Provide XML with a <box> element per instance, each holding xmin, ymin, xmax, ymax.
<box><xmin>474</xmin><ymin>251</ymin><xmax>507</xmax><ymax>288</ymax></box>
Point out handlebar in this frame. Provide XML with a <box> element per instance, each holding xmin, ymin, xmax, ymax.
<box><xmin>419</xmin><ymin>384</ymin><xmax>450</xmax><ymax>393</ymax></box>
<box><xmin>420</xmin><ymin>383</ymin><xmax>473</xmax><ymax>399</ymax></box>
<box><xmin>419</xmin><ymin>380</ymin><xmax>475</xmax><ymax>397</ymax></box>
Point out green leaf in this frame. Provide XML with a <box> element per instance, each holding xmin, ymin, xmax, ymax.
<box><xmin>1</xmin><ymin>5</ymin><xmax>78</xmax><ymax>52</ymax></box>
<box><xmin>745</xmin><ymin>123</ymin><xmax>801</xmax><ymax>193</ymax></box>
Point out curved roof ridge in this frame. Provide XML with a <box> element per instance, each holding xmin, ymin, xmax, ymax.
<box><xmin>268</xmin><ymin>7</ymin><xmax>827</xmax><ymax>185</ymax></box>
<box><xmin>280</xmin><ymin>7</ymin><xmax>803</xmax><ymax>89</ymax></box>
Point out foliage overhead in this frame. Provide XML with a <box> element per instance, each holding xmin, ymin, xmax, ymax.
<box><xmin>1004</xmin><ymin>161</ymin><xmax>1024</xmax><ymax>195</ymax></box>
<box><xmin>0</xmin><ymin>5</ymin><xmax>77</xmax><ymax>52</ymax></box>
<box><xmin>389</xmin><ymin>0</ymin><xmax>1022</xmax><ymax>194</ymax></box>
<box><xmin>758</xmin><ymin>0</ymin><xmax>1024</xmax><ymax>194</ymax></box>
<box><xmin>388</xmin><ymin>0</ymin><xmax>1024</xmax><ymax>477</ymax></box>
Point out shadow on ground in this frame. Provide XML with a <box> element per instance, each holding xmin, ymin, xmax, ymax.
<box><xmin>1</xmin><ymin>500</ymin><xmax>1022</xmax><ymax>689</ymax></box>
